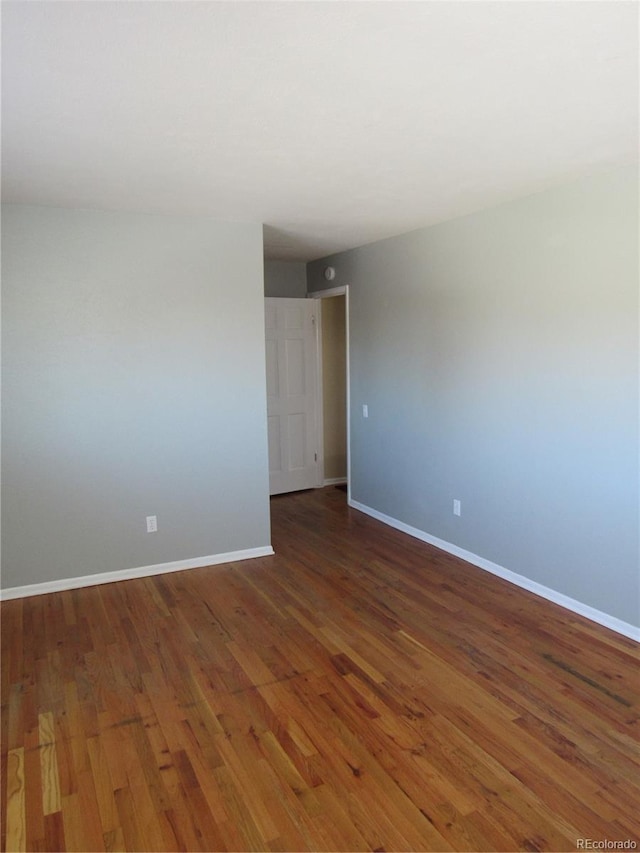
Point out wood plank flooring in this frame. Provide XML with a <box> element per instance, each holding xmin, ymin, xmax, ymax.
<box><xmin>2</xmin><ymin>486</ymin><xmax>639</xmax><ymax>852</ymax></box>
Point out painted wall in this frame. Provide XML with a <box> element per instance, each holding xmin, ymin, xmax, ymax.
<box><xmin>321</xmin><ymin>296</ymin><xmax>347</xmax><ymax>481</ymax></box>
<box><xmin>2</xmin><ymin>205</ymin><xmax>271</xmax><ymax>589</ymax></box>
<box><xmin>264</xmin><ymin>260</ymin><xmax>307</xmax><ymax>298</ymax></box>
<box><xmin>308</xmin><ymin>166</ymin><xmax>639</xmax><ymax>627</ymax></box>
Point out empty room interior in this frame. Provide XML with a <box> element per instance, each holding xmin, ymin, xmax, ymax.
<box><xmin>1</xmin><ymin>2</ymin><xmax>639</xmax><ymax>852</ymax></box>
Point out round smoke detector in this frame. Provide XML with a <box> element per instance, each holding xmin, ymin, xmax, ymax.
<box><xmin>324</xmin><ymin>266</ymin><xmax>336</xmax><ymax>281</ymax></box>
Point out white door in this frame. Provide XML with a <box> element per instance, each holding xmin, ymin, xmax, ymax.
<box><xmin>265</xmin><ymin>298</ymin><xmax>319</xmax><ymax>495</ymax></box>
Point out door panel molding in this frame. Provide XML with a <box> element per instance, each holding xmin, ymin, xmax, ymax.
<box><xmin>265</xmin><ymin>297</ymin><xmax>320</xmax><ymax>495</ymax></box>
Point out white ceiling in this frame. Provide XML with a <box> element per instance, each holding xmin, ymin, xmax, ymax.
<box><xmin>2</xmin><ymin>1</ymin><xmax>637</xmax><ymax>261</ymax></box>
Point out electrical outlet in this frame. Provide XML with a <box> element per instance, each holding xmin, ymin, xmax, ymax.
<box><xmin>146</xmin><ymin>515</ymin><xmax>158</xmax><ymax>533</ymax></box>
<box><xmin>362</xmin><ymin>404</ymin><xmax>369</xmax><ymax>418</ymax></box>
<box><xmin>453</xmin><ymin>500</ymin><xmax>461</xmax><ymax>517</ymax></box>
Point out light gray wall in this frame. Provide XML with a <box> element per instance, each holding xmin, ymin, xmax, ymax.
<box><xmin>264</xmin><ymin>260</ymin><xmax>307</xmax><ymax>298</ymax></box>
<box><xmin>2</xmin><ymin>205</ymin><xmax>271</xmax><ymax>589</ymax></box>
<box><xmin>308</xmin><ymin>165</ymin><xmax>639</xmax><ymax>627</ymax></box>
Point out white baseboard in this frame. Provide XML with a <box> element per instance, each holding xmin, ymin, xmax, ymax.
<box><xmin>349</xmin><ymin>499</ymin><xmax>640</xmax><ymax>643</ymax></box>
<box><xmin>323</xmin><ymin>477</ymin><xmax>348</xmax><ymax>486</ymax></box>
<box><xmin>0</xmin><ymin>545</ymin><xmax>275</xmax><ymax>601</ymax></box>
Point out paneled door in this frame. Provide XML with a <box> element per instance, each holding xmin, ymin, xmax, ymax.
<box><xmin>265</xmin><ymin>298</ymin><xmax>319</xmax><ymax>495</ymax></box>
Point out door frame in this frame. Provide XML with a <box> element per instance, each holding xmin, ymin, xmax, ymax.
<box><xmin>307</xmin><ymin>285</ymin><xmax>351</xmax><ymax>502</ymax></box>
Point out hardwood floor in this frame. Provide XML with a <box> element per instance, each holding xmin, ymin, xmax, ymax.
<box><xmin>2</xmin><ymin>486</ymin><xmax>639</xmax><ymax>852</ymax></box>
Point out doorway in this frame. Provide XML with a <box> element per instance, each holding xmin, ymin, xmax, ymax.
<box><xmin>264</xmin><ymin>287</ymin><xmax>350</xmax><ymax>499</ymax></box>
<box><xmin>309</xmin><ymin>286</ymin><xmax>350</xmax><ymax>500</ymax></box>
